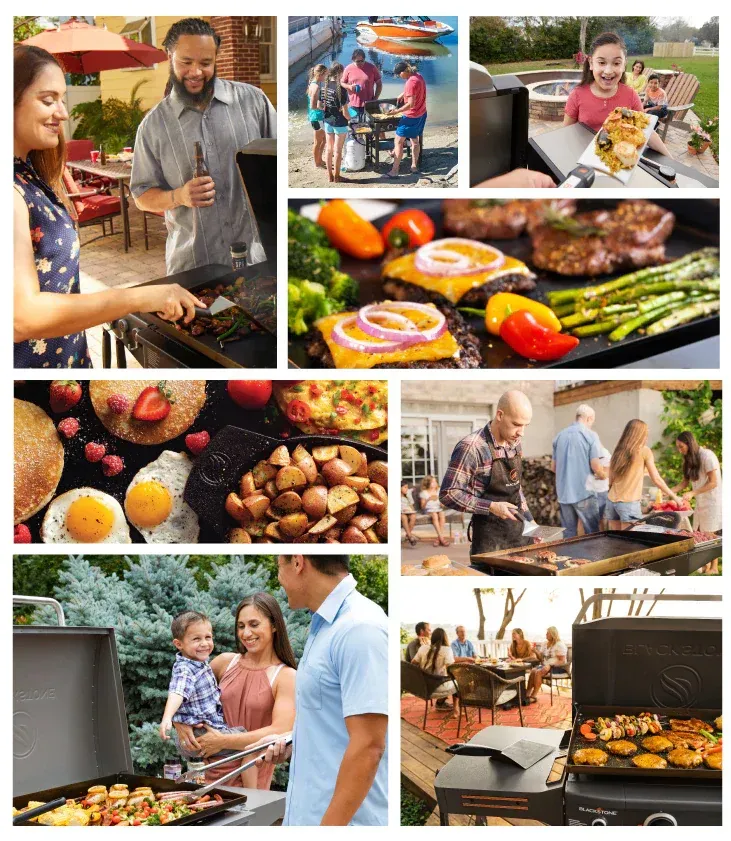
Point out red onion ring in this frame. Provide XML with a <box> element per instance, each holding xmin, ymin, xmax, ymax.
<box><xmin>414</xmin><ymin>238</ymin><xmax>506</xmax><ymax>276</ymax></box>
<box><xmin>356</xmin><ymin>302</ymin><xmax>447</xmax><ymax>345</ymax></box>
<box><xmin>331</xmin><ymin>314</ymin><xmax>413</xmax><ymax>354</ymax></box>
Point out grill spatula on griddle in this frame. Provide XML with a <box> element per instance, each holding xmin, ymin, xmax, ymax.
<box><xmin>515</xmin><ymin>509</ymin><xmax>539</xmax><ymax>537</ymax></box>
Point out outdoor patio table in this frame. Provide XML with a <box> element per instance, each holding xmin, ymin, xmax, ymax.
<box><xmin>477</xmin><ymin>662</ymin><xmax>532</xmax><ymax>705</ymax></box>
<box><xmin>70</xmin><ymin>159</ymin><xmax>133</xmax><ymax>251</ymax></box>
<box><xmin>527</xmin><ymin>122</ymin><xmax>719</xmax><ymax>188</ymax></box>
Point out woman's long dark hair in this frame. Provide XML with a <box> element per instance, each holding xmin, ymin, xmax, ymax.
<box><xmin>510</xmin><ymin>628</ymin><xmax>530</xmax><ymax>659</ymax></box>
<box><xmin>14</xmin><ymin>44</ymin><xmax>73</xmax><ymax>215</ymax></box>
<box><xmin>426</xmin><ymin>627</ymin><xmax>448</xmax><ymax>673</ymax></box>
<box><xmin>580</xmin><ymin>31</ymin><xmax>627</xmax><ymax>87</ymax></box>
<box><xmin>677</xmin><ymin>430</ymin><xmax>703</xmax><ymax>483</ymax></box>
<box><xmin>234</xmin><ymin>592</ymin><xmax>297</xmax><ymax>670</ymax></box>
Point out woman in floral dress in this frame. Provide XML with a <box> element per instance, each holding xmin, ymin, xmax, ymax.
<box><xmin>13</xmin><ymin>45</ymin><xmax>202</xmax><ymax>368</ymax></box>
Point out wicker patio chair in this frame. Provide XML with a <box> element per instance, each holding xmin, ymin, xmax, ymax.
<box><xmin>541</xmin><ymin>645</ymin><xmax>572</xmax><ymax>705</ymax></box>
<box><xmin>448</xmin><ymin>663</ymin><xmax>524</xmax><ymax>737</ymax></box>
<box><xmin>401</xmin><ymin>660</ymin><xmax>456</xmax><ymax>730</ymax></box>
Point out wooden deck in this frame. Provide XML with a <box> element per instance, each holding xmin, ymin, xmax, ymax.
<box><xmin>401</xmin><ymin>721</ymin><xmax>545</xmax><ymax>826</ymax></box>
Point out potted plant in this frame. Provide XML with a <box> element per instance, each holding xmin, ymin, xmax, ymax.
<box><xmin>687</xmin><ymin>117</ymin><xmax>718</xmax><ymax>156</ymax></box>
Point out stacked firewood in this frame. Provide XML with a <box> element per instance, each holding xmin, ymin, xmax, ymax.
<box><xmin>522</xmin><ymin>455</ymin><xmax>561</xmax><ymax>526</ymax></box>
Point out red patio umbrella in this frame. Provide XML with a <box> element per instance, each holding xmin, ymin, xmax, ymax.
<box><xmin>21</xmin><ymin>18</ymin><xmax>168</xmax><ymax>73</ymax></box>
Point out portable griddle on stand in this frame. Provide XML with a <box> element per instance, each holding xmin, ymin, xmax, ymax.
<box><xmin>13</xmin><ymin>596</ymin><xmax>286</xmax><ymax>826</ymax></box>
<box><xmin>362</xmin><ymin>98</ymin><xmax>421</xmax><ymax>168</ymax></box>
<box><xmin>434</xmin><ymin>593</ymin><xmax>722</xmax><ymax>825</ymax></box>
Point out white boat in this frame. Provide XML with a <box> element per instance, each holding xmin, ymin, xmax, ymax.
<box><xmin>355</xmin><ymin>17</ymin><xmax>453</xmax><ymax>43</ymax></box>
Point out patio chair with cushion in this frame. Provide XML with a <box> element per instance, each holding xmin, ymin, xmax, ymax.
<box><xmin>401</xmin><ymin>660</ymin><xmax>455</xmax><ymax>730</ymax></box>
<box><xmin>409</xmin><ymin>484</ymin><xmax>466</xmax><ymax>541</ymax></box>
<box><xmin>541</xmin><ymin>644</ymin><xmax>572</xmax><ymax>705</ymax></box>
<box><xmin>448</xmin><ymin>663</ymin><xmax>524</xmax><ymax>737</ymax></box>
<box><xmin>62</xmin><ymin>167</ymin><xmax>122</xmax><ymax>244</ymax></box>
<box><xmin>65</xmin><ymin>139</ymin><xmax>114</xmax><ymax>193</ymax></box>
<box><xmin>656</xmin><ymin>72</ymin><xmax>700</xmax><ymax>142</ymax></box>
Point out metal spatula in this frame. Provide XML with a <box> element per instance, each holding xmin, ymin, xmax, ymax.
<box><xmin>515</xmin><ymin>510</ymin><xmax>539</xmax><ymax>537</ymax></box>
<box><xmin>194</xmin><ymin>296</ymin><xmax>238</xmax><ymax>318</ymax></box>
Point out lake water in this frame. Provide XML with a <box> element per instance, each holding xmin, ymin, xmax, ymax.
<box><xmin>288</xmin><ymin>15</ymin><xmax>458</xmax><ymax>143</ymax></box>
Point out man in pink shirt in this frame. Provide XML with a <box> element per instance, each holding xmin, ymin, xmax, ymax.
<box><xmin>341</xmin><ymin>49</ymin><xmax>382</xmax><ymax>120</ymax></box>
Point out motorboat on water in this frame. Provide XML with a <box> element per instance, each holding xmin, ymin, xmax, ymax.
<box><xmin>355</xmin><ymin>17</ymin><xmax>453</xmax><ymax>42</ymax></box>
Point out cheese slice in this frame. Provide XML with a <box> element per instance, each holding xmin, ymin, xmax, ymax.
<box><xmin>315</xmin><ymin>308</ymin><xmax>460</xmax><ymax>369</ymax></box>
<box><xmin>383</xmin><ymin>252</ymin><xmax>534</xmax><ymax>304</ymax></box>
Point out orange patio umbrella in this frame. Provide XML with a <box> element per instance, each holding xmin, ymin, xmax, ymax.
<box><xmin>21</xmin><ymin>18</ymin><xmax>168</xmax><ymax>73</ymax></box>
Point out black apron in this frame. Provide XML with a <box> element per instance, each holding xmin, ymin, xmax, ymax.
<box><xmin>469</xmin><ymin>432</ymin><xmax>531</xmax><ymax>560</ymax></box>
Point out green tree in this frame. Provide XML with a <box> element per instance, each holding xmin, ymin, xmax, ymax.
<box><xmin>71</xmin><ymin>79</ymin><xmax>149</xmax><ymax>153</ymax></box>
<box><xmin>14</xmin><ymin>16</ymin><xmax>47</xmax><ymax>41</ymax></box>
<box><xmin>652</xmin><ymin>381</ymin><xmax>722</xmax><ymax>486</ymax></box>
<box><xmin>698</xmin><ymin>17</ymin><xmax>719</xmax><ymax>47</ymax></box>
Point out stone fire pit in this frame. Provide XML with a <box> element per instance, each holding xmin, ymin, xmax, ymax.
<box><xmin>527</xmin><ymin>79</ymin><xmax>579</xmax><ymax>121</ymax></box>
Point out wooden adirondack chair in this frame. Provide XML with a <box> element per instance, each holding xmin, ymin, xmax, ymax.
<box><xmin>657</xmin><ymin>72</ymin><xmax>700</xmax><ymax>141</ymax></box>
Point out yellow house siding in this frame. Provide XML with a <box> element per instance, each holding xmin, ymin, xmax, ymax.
<box><xmin>261</xmin><ymin>81</ymin><xmax>277</xmax><ymax>109</ymax></box>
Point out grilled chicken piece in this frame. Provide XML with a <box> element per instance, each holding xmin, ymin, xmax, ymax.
<box><xmin>530</xmin><ymin>201</ymin><xmax>675</xmax><ymax>277</ymax></box>
<box><xmin>632</xmin><ymin>753</ymin><xmax>668</xmax><ymax>769</ymax></box>
<box><xmin>714</xmin><ymin>715</ymin><xmax>722</xmax><ymax>731</ymax></box>
<box><xmin>535</xmin><ymin>549</ymin><xmax>558</xmax><ymax>562</ymax></box>
<box><xmin>667</xmin><ymin>748</ymin><xmax>703</xmax><ymax>768</ymax></box>
<box><xmin>669</xmin><ymin>718</ymin><xmax>713</xmax><ymax>733</ymax></box>
<box><xmin>662</xmin><ymin>731</ymin><xmax>707</xmax><ymax>750</ymax></box>
<box><xmin>573</xmin><ymin>748</ymin><xmax>608</xmax><ymax>766</ymax></box>
<box><xmin>442</xmin><ymin>200</ymin><xmax>528</xmax><ymax>240</ymax></box>
<box><xmin>607</xmin><ymin>739</ymin><xmax>638</xmax><ymax>757</ymax></box>
<box><xmin>641</xmin><ymin>736</ymin><xmax>674</xmax><ymax>753</ymax></box>
<box><xmin>704</xmin><ymin>751</ymin><xmax>722</xmax><ymax>770</ymax></box>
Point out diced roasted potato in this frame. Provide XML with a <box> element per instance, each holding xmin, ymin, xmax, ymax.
<box><xmin>359</xmin><ymin>483</ymin><xmax>387</xmax><ymax>515</ymax></box>
<box><xmin>275</xmin><ymin>465</ymin><xmax>307</xmax><ymax>492</ymax></box>
<box><xmin>240</xmin><ymin>471</ymin><xmax>256</xmax><ymax>498</ymax></box>
<box><xmin>314</xmin><ymin>473</ymin><xmax>327</xmax><ymax>486</ymax></box>
<box><xmin>272</xmin><ymin>491</ymin><xmax>303</xmax><ymax>513</ymax></box>
<box><xmin>244</xmin><ymin>518</ymin><xmax>267</xmax><ymax>537</ymax></box>
<box><xmin>264</xmin><ymin>522</ymin><xmax>283</xmax><ymax>541</ymax></box>
<box><xmin>355</xmin><ymin>452</ymin><xmax>369</xmax><ymax>478</ymax></box>
<box><xmin>294</xmin><ymin>453</ymin><xmax>317</xmax><ymax>484</ymax></box>
<box><xmin>264</xmin><ymin>506</ymin><xmax>281</xmax><ymax>521</ymax></box>
<box><xmin>242</xmin><ymin>493</ymin><xmax>270</xmax><ymax>520</ymax></box>
<box><xmin>321</xmin><ymin>457</ymin><xmax>355</xmax><ymax>487</ymax></box>
<box><xmin>228</xmin><ymin>528</ymin><xmax>251</xmax><ymax>544</ymax></box>
<box><xmin>278</xmin><ymin>512</ymin><xmax>310</xmax><ymax>539</ymax></box>
<box><xmin>293</xmin><ymin>531</ymin><xmax>318</xmax><ymax>544</ymax></box>
<box><xmin>343</xmin><ymin>475</ymin><xmax>370</xmax><ymax>492</ymax></box>
<box><xmin>341</xmin><ymin>526</ymin><xmax>367</xmax><ymax>544</ymax></box>
<box><xmin>312</xmin><ymin>444</ymin><xmax>339</xmax><ymax>465</ymax></box>
<box><xmin>301</xmin><ymin>485</ymin><xmax>328</xmax><ymax>520</ymax></box>
<box><xmin>339</xmin><ymin>445</ymin><xmax>363</xmax><ymax>475</ymax></box>
<box><xmin>327</xmin><ymin>484</ymin><xmax>360</xmax><ymax>515</ymax></box>
<box><xmin>363</xmin><ymin>527</ymin><xmax>381</xmax><ymax>544</ymax></box>
<box><xmin>375</xmin><ymin>511</ymin><xmax>388</xmax><ymax>541</ymax></box>
<box><xmin>263</xmin><ymin>479</ymin><xmax>278</xmax><ymax>500</ymax></box>
<box><xmin>268</xmin><ymin>445</ymin><xmax>291</xmax><ymax>468</ymax></box>
<box><xmin>332</xmin><ymin>503</ymin><xmax>358</xmax><ymax>525</ymax></box>
<box><xmin>323</xmin><ymin>526</ymin><xmax>342</xmax><ymax>543</ymax></box>
<box><xmin>349</xmin><ymin>513</ymin><xmax>378</xmax><ymax>531</ymax></box>
<box><xmin>225</xmin><ymin>492</ymin><xmax>249</xmax><ymax>524</ymax></box>
<box><xmin>367</xmin><ymin>460</ymin><xmax>388</xmax><ymax>488</ymax></box>
<box><xmin>291</xmin><ymin>444</ymin><xmax>310</xmax><ymax>464</ymax></box>
<box><xmin>252</xmin><ymin>460</ymin><xmax>277</xmax><ymax>488</ymax></box>
<box><xmin>307</xmin><ymin>515</ymin><xmax>338</xmax><ymax>536</ymax></box>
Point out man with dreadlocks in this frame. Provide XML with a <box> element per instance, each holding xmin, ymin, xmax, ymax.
<box><xmin>131</xmin><ymin>18</ymin><xmax>276</xmax><ymax>275</ymax></box>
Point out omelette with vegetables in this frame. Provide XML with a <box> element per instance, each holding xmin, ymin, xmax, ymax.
<box><xmin>273</xmin><ymin>381</ymin><xmax>388</xmax><ymax>445</ymax></box>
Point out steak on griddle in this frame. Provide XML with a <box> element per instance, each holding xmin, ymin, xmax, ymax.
<box><xmin>442</xmin><ymin>200</ymin><xmax>528</xmax><ymax>239</ymax></box>
<box><xmin>530</xmin><ymin>200</ymin><xmax>675</xmax><ymax>277</ymax></box>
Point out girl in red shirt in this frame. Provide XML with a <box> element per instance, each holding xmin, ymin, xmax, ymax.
<box><xmin>564</xmin><ymin>32</ymin><xmax>672</xmax><ymax>158</ymax></box>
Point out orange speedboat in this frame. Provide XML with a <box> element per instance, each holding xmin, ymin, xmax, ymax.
<box><xmin>355</xmin><ymin>17</ymin><xmax>454</xmax><ymax>42</ymax></box>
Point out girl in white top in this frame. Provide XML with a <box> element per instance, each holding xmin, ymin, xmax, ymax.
<box><xmin>526</xmin><ymin>626</ymin><xmax>568</xmax><ymax>702</ymax></box>
<box><xmin>673</xmin><ymin>431</ymin><xmax>722</xmax><ymax>573</ymax></box>
<box><xmin>412</xmin><ymin>627</ymin><xmax>459</xmax><ymax>716</ymax></box>
<box><xmin>419</xmin><ymin>475</ymin><xmax>449</xmax><ymax>547</ymax></box>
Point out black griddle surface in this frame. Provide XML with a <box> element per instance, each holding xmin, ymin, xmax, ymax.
<box><xmin>288</xmin><ymin>198</ymin><xmax>719</xmax><ymax>369</ymax></box>
<box><xmin>17</xmin><ymin>381</ymin><xmax>386</xmax><ymax>544</ymax></box>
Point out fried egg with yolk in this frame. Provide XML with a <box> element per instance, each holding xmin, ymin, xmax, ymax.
<box><xmin>124</xmin><ymin>450</ymin><xmax>199</xmax><ymax>543</ymax></box>
<box><xmin>41</xmin><ymin>488</ymin><xmax>131</xmax><ymax>544</ymax></box>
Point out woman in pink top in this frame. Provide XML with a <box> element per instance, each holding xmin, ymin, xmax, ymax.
<box><xmin>564</xmin><ymin>32</ymin><xmax>672</xmax><ymax>158</ymax></box>
<box><xmin>173</xmin><ymin>592</ymin><xmax>296</xmax><ymax>789</ymax></box>
<box><xmin>387</xmin><ymin>61</ymin><xmax>427</xmax><ymax>178</ymax></box>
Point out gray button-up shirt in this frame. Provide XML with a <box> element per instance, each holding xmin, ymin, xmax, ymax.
<box><xmin>131</xmin><ymin>78</ymin><xmax>276</xmax><ymax>276</ymax></box>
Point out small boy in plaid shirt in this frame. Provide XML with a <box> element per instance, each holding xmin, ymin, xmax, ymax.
<box><xmin>160</xmin><ymin>611</ymin><xmax>256</xmax><ymax>787</ymax></box>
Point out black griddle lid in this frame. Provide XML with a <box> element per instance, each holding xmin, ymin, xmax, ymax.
<box><xmin>446</xmin><ymin>739</ymin><xmax>555</xmax><ymax>769</ymax></box>
<box><xmin>13</xmin><ymin>626</ymin><xmax>132</xmax><ymax>797</ymax></box>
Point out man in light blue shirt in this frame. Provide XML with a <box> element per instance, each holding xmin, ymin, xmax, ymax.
<box><xmin>254</xmin><ymin>554</ymin><xmax>387</xmax><ymax>826</ymax></box>
<box><xmin>451</xmin><ymin>626</ymin><xmax>477</xmax><ymax>662</ymax></box>
<box><xmin>552</xmin><ymin>404</ymin><xmax>606</xmax><ymax>538</ymax></box>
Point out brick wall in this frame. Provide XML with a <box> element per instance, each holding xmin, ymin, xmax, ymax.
<box><xmin>211</xmin><ymin>16</ymin><xmax>261</xmax><ymax>87</ymax></box>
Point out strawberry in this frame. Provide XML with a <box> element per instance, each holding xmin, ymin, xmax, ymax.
<box><xmin>85</xmin><ymin>442</ymin><xmax>106</xmax><ymax>462</ymax></box>
<box><xmin>185</xmin><ymin>430</ymin><xmax>210</xmax><ymax>456</ymax></box>
<box><xmin>58</xmin><ymin>417</ymin><xmax>80</xmax><ymax>439</ymax></box>
<box><xmin>49</xmin><ymin>380</ymin><xmax>82</xmax><ymax>413</ymax></box>
<box><xmin>132</xmin><ymin>381</ymin><xmax>175</xmax><ymax>422</ymax></box>
<box><xmin>107</xmin><ymin>394</ymin><xmax>130</xmax><ymax>415</ymax></box>
<box><xmin>101</xmin><ymin>455</ymin><xmax>124</xmax><ymax>477</ymax></box>
<box><xmin>14</xmin><ymin>524</ymin><xmax>32</xmax><ymax>544</ymax></box>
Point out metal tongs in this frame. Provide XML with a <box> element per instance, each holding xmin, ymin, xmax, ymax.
<box><xmin>176</xmin><ymin>735</ymin><xmax>293</xmax><ymax>800</ymax></box>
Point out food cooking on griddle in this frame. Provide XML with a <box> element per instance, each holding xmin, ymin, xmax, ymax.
<box><xmin>594</xmin><ymin>107</ymin><xmax>650</xmax><ymax>173</ymax></box>
<box><xmin>641</xmin><ymin>735</ymin><xmax>674</xmax><ymax>753</ymax></box>
<box><xmin>662</xmin><ymin>731</ymin><xmax>708</xmax><ymax>750</ymax></box>
<box><xmin>443</xmin><ymin>199</ymin><xmax>577</xmax><ymax>240</ymax></box>
<box><xmin>607</xmin><ymin>739</ymin><xmax>638</xmax><ymax>756</ymax></box>
<box><xmin>581</xmin><ymin>713</ymin><xmax>663</xmax><ymax>741</ymax></box>
<box><xmin>667</xmin><ymin>748</ymin><xmax>703</xmax><ymax>769</ymax></box>
<box><xmin>669</xmin><ymin>718</ymin><xmax>713</xmax><ymax>732</ymax></box>
<box><xmin>573</xmin><ymin>748</ymin><xmax>608</xmax><ymax>766</ymax></box>
<box><xmin>704</xmin><ymin>751</ymin><xmax>722</xmax><ymax>770</ymax></box>
<box><xmin>535</xmin><ymin>549</ymin><xmax>558</xmax><ymax>563</ymax></box>
<box><xmin>632</xmin><ymin>753</ymin><xmax>668</xmax><ymax>769</ymax></box>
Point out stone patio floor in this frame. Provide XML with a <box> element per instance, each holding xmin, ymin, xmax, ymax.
<box><xmin>530</xmin><ymin>110</ymin><xmax>719</xmax><ymax>181</ymax></box>
<box><xmin>78</xmin><ymin>198</ymin><xmax>168</xmax><ymax>368</ymax></box>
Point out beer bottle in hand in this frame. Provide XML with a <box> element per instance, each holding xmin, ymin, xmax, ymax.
<box><xmin>194</xmin><ymin>141</ymin><xmax>209</xmax><ymax>178</ymax></box>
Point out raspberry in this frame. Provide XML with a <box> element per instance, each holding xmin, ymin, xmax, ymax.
<box><xmin>107</xmin><ymin>394</ymin><xmax>130</xmax><ymax>415</ymax></box>
<box><xmin>185</xmin><ymin>430</ymin><xmax>210</xmax><ymax>456</ymax></box>
<box><xmin>101</xmin><ymin>455</ymin><xmax>124</xmax><ymax>477</ymax></box>
<box><xmin>58</xmin><ymin>417</ymin><xmax>80</xmax><ymax>439</ymax></box>
<box><xmin>14</xmin><ymin>524</ymin><xmax>32</xmax><ymax>544</ymax></box>
<box><xmin>85</xmin><ymin>442</ymin><xmax>106</xmax><ymax>462</ymax></box>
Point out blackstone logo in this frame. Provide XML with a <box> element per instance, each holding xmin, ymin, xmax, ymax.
<box><xmin>13</xmin><ymin>711</ymin><xmax>37</xmax><ymax>758</ymax></box>
<box><xmin>650</xmin><ymin>664</ymin><xmax>701</xmax><ymax>707</ymax></box>
<box><xmin>621</xmin><ymin>642</ymin><xmax>720</xmax><ymax>657</ymax></box>
<box><xmin>14</xmin><ymin>687</ymin><xmax>56</xmax><ymax>702</ymax></box>
<box><xmin>509</xmin><ymin>468</ymin><xmax>519</xmax><ymax>483</ymax></box>
<box><xmin>578</xmin><ymin>806</ymin><xmax>618</xmax><ymax>816</ymax></box>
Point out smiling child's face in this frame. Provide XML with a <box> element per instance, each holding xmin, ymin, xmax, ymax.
<box><xmin>589</xmin><ymin>44</ymin><xmax>626</xmax><ymax>91</ymax></box>
<box><xmin>175</xmin><ymin>620</ymin><xmax>214</xmax><ymax>662</ymax></box>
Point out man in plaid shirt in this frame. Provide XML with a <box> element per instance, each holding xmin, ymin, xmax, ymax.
<box><xmin>440</xmin><ymin>390</ymin><xmax>536</xmax><ymax>556</ymax></box>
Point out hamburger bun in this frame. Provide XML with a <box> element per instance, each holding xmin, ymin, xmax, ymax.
<box><xmin>401</xmin><ymin>564</ymin><xmax>429</xmax><ymax>576</ymax></box>
<box><xmin>89</xmin><ymin>381</ymin><xmax>206</xmax><ymax>445</ymax></box>
<box><xmin>14</xmin><ymin>399</ymin><xmax>64</xmax><ymax>524</ymax></box>
<box><xmin>422</xmin><ymin>554</ymin><xmax>451</xmax><ymax>570</ymax></box>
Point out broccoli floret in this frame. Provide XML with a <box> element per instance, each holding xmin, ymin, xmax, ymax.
<box><xmin>288</xmin><ymin>277</ymin><xmax>340</xmax><ymax>336</ymax></box>
<box><xmin>328</xmin><ymin>271</ymin><xmax>359</xmax><ymax>307</ymax></box>
<box><xmin>287</xmin><ymin>209</ymin><xmax>329</xmax><ymax>248</ymax></box>
<box><xmin>288</xmin><ymin>239</ymin><xmax>340</xmax><ymax>282</ymax></box>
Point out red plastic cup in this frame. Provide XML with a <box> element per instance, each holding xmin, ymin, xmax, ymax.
<box><xmin>123</xmin><ymin>147</ymin><xmax>133</xmax><ymax>153</ymax></box>
<box><xmin>90</xmin><ymin>150</ymin><xmax>100</xmax><ymax>163</ymax></box>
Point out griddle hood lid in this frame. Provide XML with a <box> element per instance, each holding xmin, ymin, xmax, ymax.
<box><xmin>571</xmin><ymin>615</ymin><xmax>722</xmax><ymax>709</ymax></box>
<box><xmin>13</xmin><ymin>626</ymin><xmax>132</xmax><ymax>797</ymax></box>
